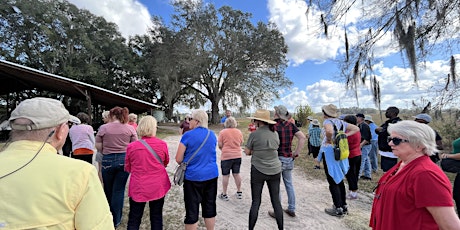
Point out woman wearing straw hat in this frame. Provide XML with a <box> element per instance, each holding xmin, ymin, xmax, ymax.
<box><xmin>244</xmin><ymin>109</ymin><xmax>283</xmax><ymax>230</ymax></box>
<box><xmin>318</xmin><ymin>104</ymin><xmax>359</xmax><ymax>217</ymax></box>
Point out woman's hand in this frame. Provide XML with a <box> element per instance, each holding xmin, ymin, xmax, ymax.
<box><xmin>244</xmin><ymin>147</ymin><xmax>252</xmax><ymax>156</ymax></box>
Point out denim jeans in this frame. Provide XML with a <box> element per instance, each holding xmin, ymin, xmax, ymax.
<box><xmin>279</xmin><ymin>156</ymin><xmax>295</xmax><ymax>212</ymax></box>
<box><xmin>359</xmin><ymin>144</ymin><xmax>372</xmax><ymax>178</ymax></box>
<box><xmin>249</xmin><ymin>165</ymin><xmax>283</xmax><ymax>230</ymax></box>
<box><xmin>101</xmin><ymin>153</ymin><xmax>130</xmax><ymax>227</ymax></box>
<box><xmin>369</xmin><ymin>140</ymin><xmax>379</xmax><ymax>172</ymax></box>
<box><xmin>127</xmin><ymin>197</ymin><xmax>165</xmax><ymax>230</ymax></box>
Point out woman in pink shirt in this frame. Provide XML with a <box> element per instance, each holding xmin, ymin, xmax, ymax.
<box><xmin>125</xmin><ymin>115</ymin><xmax>170</xmax><ymax>229</ymax></box>
<box><xmin>217</xmin><ymin>117</ymin><xmax>244</xmax><ymax>201</ymax></box>
<box><xmin>128</xmin><ymin>113</ymin><xmax>138</xmax><ymax>130</ymax></box>
<box><xmin>96</xmin><ymin>106</ymin><xmax>137</xmax><ymax>227</ymax></box>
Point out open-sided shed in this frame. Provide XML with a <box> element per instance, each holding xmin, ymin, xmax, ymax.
<box><xmin>0</xmin><ymin>59</ymin><xmax>159</xmax><ymax>116</ymax></box>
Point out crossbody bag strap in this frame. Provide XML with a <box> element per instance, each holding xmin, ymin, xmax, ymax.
<box><xmin>185</xmin><ymin>130</ymin><xmax>211</xmax><ymax>165</ymax></box>
<box><xmin>139</xmin><ymin>139</ymin><xmax>163</xmax><ymax>165</ymax></box>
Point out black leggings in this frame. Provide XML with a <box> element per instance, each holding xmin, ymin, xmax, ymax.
<box><xmin>453</xmin><ymin>173</ymin><xmax>460</xmax><ymax>217</ymax></box>
<box><xmin>346</xmin><ymin>155</ymin><xmax>362</xmax><ymax>191</ymax></box>
<box><xmin>323</xmin><ymin>158</ymin><xmax>347</xmax><ymax>209</ymax></box>
<box><xmin>249</xmin><ymin>165</ymin><xmax>283</xmax><ymax>230</ymax></box>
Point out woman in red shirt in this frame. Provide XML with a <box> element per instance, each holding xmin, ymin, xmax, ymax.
<box><xmin>370</xmin><ymin>120</ymin><xmax>460</xmax><ymax>230</ymax></box>
<box><xmin>343</xmin><ymin>115</ymin><xmax>362</xmax><ymax>200</ymax></box>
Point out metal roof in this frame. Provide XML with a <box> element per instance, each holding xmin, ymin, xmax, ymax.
<box><xmin>0</xmin><ymin>59</ymin><xmax>159</xmax><ymax>113</ymax></box>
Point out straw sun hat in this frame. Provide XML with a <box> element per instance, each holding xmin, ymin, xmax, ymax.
<box><xmin>247</xmin><ymin>109</ymin><xmax>276</xmax><ymax>124</ymax></box>
<box><xmin>322</xmin><ymin>104</ymin><xmax>338</xmax><ymax>118</ymax></box>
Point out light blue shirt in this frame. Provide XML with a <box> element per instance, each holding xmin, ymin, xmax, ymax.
<box><xmin>368</xmin><ymin>122</ymin><xmax>378</xmax><ymax>140</ymax></box>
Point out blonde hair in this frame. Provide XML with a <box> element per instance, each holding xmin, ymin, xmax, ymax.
<box><xmin>224</xmin><ymin>117</ymin><xmax>237</xmax><ymax>128</ymax></box>
<box><xmin>137</xmin><ymin>115</ymin><xmax>157</xmax><ymax>137</ymax></box>
<box><xmin>102</xmin><ymin>111</ymin><xmax>110</xmax><ymax>119</ymax></box>
<box><xmin>191</xmin><ymin>110</ymin><xmax>208</xmax><ymax>128</ymax></box>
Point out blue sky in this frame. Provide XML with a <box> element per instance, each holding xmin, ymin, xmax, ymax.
<box><xmin>67</xmin><ymin>0</ymin><xmax>459</xmax><ymax>114</ymax></box>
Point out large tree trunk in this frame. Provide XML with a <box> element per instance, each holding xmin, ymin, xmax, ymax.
<box><xmin>164</xmin><ymin>106</ymin><xmax>174</xmax><ymax>122</ymax></box>
<box><xmin>210</xmin><ymin>99</ymin><xmax>220</xmax><ymax>124</ymax></box>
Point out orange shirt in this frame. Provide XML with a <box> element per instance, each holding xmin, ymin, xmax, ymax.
<box><xmin>218</xmin><ymin>128</ymin><xmax>243</xmax><ymax>160</ymax></box>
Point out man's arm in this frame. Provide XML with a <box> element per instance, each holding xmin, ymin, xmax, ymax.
<box><xmin>293</xmin><ymin>131</ymin><xmax>306</xmax><ymax>157</ymax></box>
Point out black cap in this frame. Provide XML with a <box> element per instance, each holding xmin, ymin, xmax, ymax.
<box><xmin>356</xmin><ymin>113</ymin><xmax>365</xmax><ymax>118</ymax></box>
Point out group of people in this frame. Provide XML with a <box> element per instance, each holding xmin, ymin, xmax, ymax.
<box><xmin>3</xmin><ymin>97</ymin><xmax>460</xmax><ymax>230</ymax></box>
<box><xmin>316</xmin><ymin>104</ymin><xmax>460</xmax><ymax>229</ymax></box>
<box><xmin>174</xmin><ymin>106</ymin><xmax>307</xmax><ymax>230</ymax></box>
<box><xmin>0</xmin><ymin>97</ymin><xmax>172</xmax><ymax>229</ymax></box>
<box><xmin>243</xmin><ymin>105</ymin><xmax>306</xmax><ymax>230</ymax></box>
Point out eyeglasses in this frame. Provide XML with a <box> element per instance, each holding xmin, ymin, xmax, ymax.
<box><xmin>387</xmin><ymin>137</ymin><xmax>409</xmax><ymax>146</ymax></box>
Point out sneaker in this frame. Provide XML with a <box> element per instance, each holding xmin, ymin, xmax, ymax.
<box><xmin>284</xmin><ymin>209</ymin><xmax>296</xmax><ymax>217</ymax></box>
<box><xmin>360</xmin><ymin>176</ymin><xmax>372</xmax><ymax>180</ymax></box>
<box><xmin>218</xmin><ymin>193</ymin><xmax>229</xmax><ymax>201</ymax></box>
<box><xmin>236</xmin><ymin>191</ymin><xmax>243</xmax><ymax>199</ymax></box>
<box><xmin>343</xmin><ymin>205</ymin><xmax>348</xmax><ymax>215</ymax></box>
<box><xmin>324</xmin><ymin>205</ymin><xmax>343</xmax><ymax>217</ymax></box>
<box><xmin>347</xmin><ymin>193</ymin><xmax>358</xmax><ymax>200</ymax></box>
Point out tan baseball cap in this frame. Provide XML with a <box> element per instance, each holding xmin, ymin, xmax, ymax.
<box><xmin>9</xmin><ymin>97</ymin><xmax>79</xmax><ymax>130</ymax></box>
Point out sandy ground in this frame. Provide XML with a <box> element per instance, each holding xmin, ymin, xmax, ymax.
<box><xmin>160</xmin><ymin>135</ymin><xmax>373</xmax><ymax>230</ymax></box>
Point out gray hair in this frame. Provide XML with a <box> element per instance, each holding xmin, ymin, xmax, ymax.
<box><xmin>10</xmin><ymin>118</ymin><xmax>56</xmax><ymax>142</ymax></box>
<box><xmin>387</xmin><ymin>120</ymin><xmax>437</xmax><ymax>156</ymax></box>
<box><xmin>191</xmin><ymin>110</ymin><xmax>208</xmax><ymax>128</ymax></box>
<box><xmin>224</xmin><ymin>117</ymin><xmax>238</xmax><ymax>128</ymax></box>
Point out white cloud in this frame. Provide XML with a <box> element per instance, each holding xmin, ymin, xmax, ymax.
<box><xmin>280</xmin><ymin>58</ymin><xmax>458</xmax><ymax>113</ymax></box>
<box><xmin>267</xmin><ymin>0</ymin><xmax>404</xmax><ymax>66</ymax></box>
<box><xmin>267</xmin><ymin>0</ymin><xmax>343</xmax><ymax>65</ymax></box>
<box><xmin>67</xmin><ymin>0</ymin><xmax>153</xmax><ymax>38</ymax></box>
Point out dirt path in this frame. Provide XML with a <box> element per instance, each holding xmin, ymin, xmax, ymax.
<box><xmin>162</xmin><ymin>135</ymin><xmax>373</xmax><ymax>230</ymax></box>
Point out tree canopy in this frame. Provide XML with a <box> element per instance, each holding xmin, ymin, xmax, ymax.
<box><xmin>167</xmin><ymin>1</ymin><xmax>291</xmax><ymax>123</ymax></box>
<box><xmin>1</xmin><ymin>0</ymin><xmax>292</xmax><ymax>122</ymax></box>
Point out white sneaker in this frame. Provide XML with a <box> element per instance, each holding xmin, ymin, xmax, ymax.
<box><xmin>218</xmin><ymin>193</ymin><xmax>229</xmax><ymax>201</ymax></box>
<box><xmin>347</xmin><ymin>193</ymin><xmax>358</xmax><ymax>200</ymax></box>
<box><xmin>236</xmin><ymin>192</ymin><xmax>243</xmax><ymax>199</ymax></box>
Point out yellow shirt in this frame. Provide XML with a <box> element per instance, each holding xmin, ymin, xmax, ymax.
<box><xmin>0</xmin><ymin>140</ymin><xmax>114</xmax><ymax>230</ymax></box>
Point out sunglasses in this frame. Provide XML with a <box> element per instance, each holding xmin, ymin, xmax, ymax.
<box><xmin>387</xmin><ymin>137</ymin><xmax>409</xmax><ymax>145</ymax></box>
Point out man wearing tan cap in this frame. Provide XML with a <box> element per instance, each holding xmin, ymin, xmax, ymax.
<box><xmin>0</xmin><ymin>97</ymin><xmax>113</xmax><ymax>229</ymax></box>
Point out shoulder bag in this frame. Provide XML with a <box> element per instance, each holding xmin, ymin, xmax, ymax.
<box><xmin>173</xmin><ymin>130</ymin><xmax>210</xmax><ymax>185</ymax></box>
